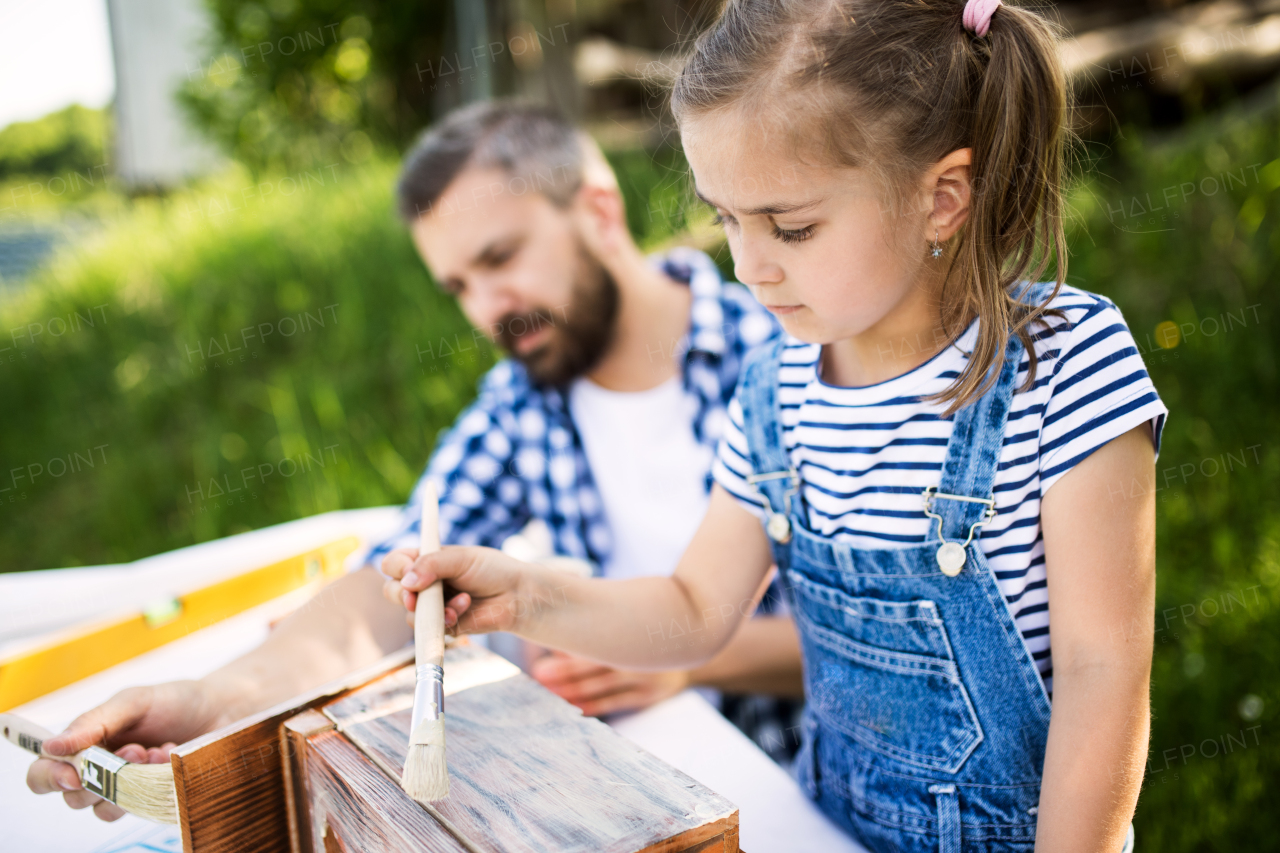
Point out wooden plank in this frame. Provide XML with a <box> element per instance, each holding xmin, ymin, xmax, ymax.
<box><xmin>638</xmin><ymin>832</ymin><xmax>734</xmax><ymax>853</ymax></box>
<box><xmin>283</xmin><ymin>710</ymin><xmax>333</xmax><ymax>853</ymax></box>
<box><xmin>321</xmin><ymin>642</ymin><xmax>520</xmax><ymax>729</ymax></box>
<box><xmin>322</xmin><ymin>648</ymin><xmax>738</xmax><ymax>853</ymax></box>
<box><xmin>171</xmin><ymin>645</ymin><xmax>414</xmax><ymax>853</ymax></box>
<box><xmin>304</xmin><ymin>729</ymin><xmax>467</xmax><ymax>853</ymax></box>
<box><xmin>0</xmin><ymin>537</ymin><xmax>358</xmax><ymax>711</ymax></box>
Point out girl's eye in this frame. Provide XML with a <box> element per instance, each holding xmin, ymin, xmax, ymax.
<box><xmin>711</xmin><ymin>212</ymin><xmax>736</xmax><ymax>229</ymax></box>
<box><xmin>773</xmin><ymin>224</ymin><xmax>816</xmax><ymax>244</ymax></box>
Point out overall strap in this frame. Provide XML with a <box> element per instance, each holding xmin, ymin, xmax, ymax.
<box><xmin>737</xmin><ymin>338</ymin><xmax>795</xmax><ymax>569</ymax></box>
<box><xmin>931</xmin><ymin>306</ymin><xmax>1037</xmax><ymax>542</ymax></box>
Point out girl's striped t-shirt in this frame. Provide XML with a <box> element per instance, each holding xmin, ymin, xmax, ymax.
<box><xmin>712</xmin><ymin>285</ymin><xmax>1168</xmax><ymax>692</ymax></box>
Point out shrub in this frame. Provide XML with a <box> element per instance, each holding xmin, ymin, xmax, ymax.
<box><xmin>0</xmin><ymin>161</ymin><xmax>489</xmax><ymax>568</ymax></box>
<box><xmin>1065</xmin><ymin>94</ymin><xmax>1279</xmax><ymax>848</ymax></box>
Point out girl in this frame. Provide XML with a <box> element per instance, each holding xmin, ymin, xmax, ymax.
<box><xmin>385</xmin><ymin>0</ymin><xmax>1165</xmax><ymax>849</ymax></box>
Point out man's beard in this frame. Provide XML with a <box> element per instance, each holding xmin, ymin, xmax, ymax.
<box><xmin>495</xmin><ymin>243</ymin><xmax>620</xmax><ymax>387</ymax></box>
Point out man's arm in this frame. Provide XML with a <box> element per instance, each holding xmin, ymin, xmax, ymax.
<box><xmin>27</xmin><ymin>569</ymin><xmax>409</xmax><ymax>821</ymax></box>
<box><xmin>28</xmin><ymin>365</ymin><xmax>531</xmax><ymax>819</ymax></box>
<box><xmin>201</xmin><ymin>568</ymin><xmax>412</xmax><ymax>720</ymax></box>
<box><xmin>1033</xmin><ymin>425</ymin><xmax>1156</xmax><ymax>851</ymax></box>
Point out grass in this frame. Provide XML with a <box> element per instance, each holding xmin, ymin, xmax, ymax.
<box><xmin>0</xmin><ymin>89</ymin><xmax>1277</xmax><ymax>844</ymax></box>
<box><xmin>0</xmin><ymin>161</ymin><xmax>491</xmax><ymax>569</ymax></box>
<box><xmin>1063</xmin><ymin>95</ymin><xmax>1279</xmax><ymax>846</ymax></box>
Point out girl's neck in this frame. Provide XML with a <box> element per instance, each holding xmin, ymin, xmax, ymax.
<box><xmin>819</xmin><ymin>272</ymin><xmax>960</xmax><ymax>389</ymax></box>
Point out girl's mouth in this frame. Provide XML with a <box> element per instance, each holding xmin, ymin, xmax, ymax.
<box><xmin>763</xmin><ymin>304</ymin><xmax>803</xmax><ymax>316</ymax></box>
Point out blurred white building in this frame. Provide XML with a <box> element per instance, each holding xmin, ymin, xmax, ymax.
<box><xmin>106</xmin><ymin>0</ymin><xmax>221</xmax><ymax>188</ymax></box>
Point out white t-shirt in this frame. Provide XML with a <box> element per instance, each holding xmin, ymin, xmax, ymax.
<box><xmin>713</xmin><ymin>285</ymin><xmax>1168</xmax><ymax>693</ymax></box>
<box><xmin>568</xmin><ymin>374</ymin><xmax>713</xmax><ymax>581</ymax></box>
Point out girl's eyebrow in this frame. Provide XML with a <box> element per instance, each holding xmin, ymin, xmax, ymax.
<box><xmin>693</xmin><ymin>185</ymin><xmax>823</xmax><ymax>217</ymax></box>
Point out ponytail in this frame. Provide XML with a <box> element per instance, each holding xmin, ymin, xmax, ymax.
<box><xmin>952</xmin><ymin>2</ymin><xmax>1070</xmax><ymax>409</ymax></box>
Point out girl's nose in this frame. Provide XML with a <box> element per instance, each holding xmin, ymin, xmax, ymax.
<box><xmin>732</xmin><ymin>233</ymin><xmax>784</xmax><ymax>289</ymax></box>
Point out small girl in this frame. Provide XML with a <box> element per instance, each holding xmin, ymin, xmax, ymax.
<box><xmin>385</xmin><ymin>0</ymin><xmax>1166</xmax><ymax>849</ymax></box>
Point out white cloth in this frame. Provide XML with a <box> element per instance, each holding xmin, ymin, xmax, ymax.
<box><xmin>568</xmin><ymin>374</ymin><xmax>713</xmax><ymax>581</ymax></box>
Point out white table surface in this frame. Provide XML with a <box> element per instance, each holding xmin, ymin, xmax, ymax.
<box><xmin>1</xmin><ymin>508</ymin><xmax>867</xmax><ymax>853</ymax></box>
<box><xmin>611</xmin><ymin>692</ymin><xmax>867</xmax><ymax>853</ymax></box>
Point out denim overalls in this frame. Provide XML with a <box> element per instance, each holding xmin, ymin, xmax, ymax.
<box><xmin>738</xmin><ymin>325</ymin><xmax>1132</xmax><ymax>852</ymax></box>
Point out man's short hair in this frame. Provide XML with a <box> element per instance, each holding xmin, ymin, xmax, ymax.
<box><xmin>397</xmin><ymin>99</ymin><xmax>585</xmax><ymax>222</ymax></box>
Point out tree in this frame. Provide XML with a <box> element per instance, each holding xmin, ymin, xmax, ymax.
<box><xmin>178</xmin><ymin>0</ymin><xmax>460</xmax><ymax>173</ymax></box>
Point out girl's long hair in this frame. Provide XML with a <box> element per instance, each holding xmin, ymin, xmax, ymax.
<box><xmin>672</xmin><ymin>0</ymin><xmax>1071</xmax><ymax>412</ymax></box>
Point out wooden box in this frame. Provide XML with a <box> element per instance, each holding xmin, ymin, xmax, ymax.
<box><xmin>167</xmin><ymin>646</ymin><xmax>419</xmax><ymax>852</ymax></box>
<box><xmin>283</xmin><ymin>643</ymin><xmax>740</xmax><ymax>853</ymax></box>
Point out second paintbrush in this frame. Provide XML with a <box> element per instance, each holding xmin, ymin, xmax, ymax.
<box><xmin>403</xmin><ymin>481</ymin><xmax>450</xmax><ymax>802</ymax></box>
<box><xmin>0</xmin><ymin>712</ymin><xmax>177</xmax><ymax>823</ymax></box>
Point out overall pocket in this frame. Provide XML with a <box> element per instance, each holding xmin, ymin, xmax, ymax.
<box><xmin>788</xmin><ymin>570</ymin><xmax>984</xmax><ymax>774</ymax></box>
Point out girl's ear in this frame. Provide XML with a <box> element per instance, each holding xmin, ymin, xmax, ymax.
<box><xmin>926</xmin><ymin>148</ymin><xmax>973</xmax><ymax>240</ymax></box>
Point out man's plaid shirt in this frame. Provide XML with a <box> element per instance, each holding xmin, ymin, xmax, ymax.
<box><xmin>363</xmin><ymin>246</ymin><xmax>779</xmax><ymax>572</ymax></box>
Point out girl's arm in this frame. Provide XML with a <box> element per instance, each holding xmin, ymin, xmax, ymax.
<box><xmin>385</xmin><ymin>485</ymin><xmax>776</xmax><ymax>671</ymax></box>
<box><xmin>1035</xmin><ymin>424</ymin><xmax>1156</xmax><ymax>851</ymax></box>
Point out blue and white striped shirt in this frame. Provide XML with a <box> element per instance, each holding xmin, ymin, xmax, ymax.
<box><xmin>364</xmin><ymin>247</ymin><xmax>779</xmax><ymax>571</ymax></box>
<box><xmin>712</xmin><ymin>284</ymin><xmax>1168</xmax><ymax>690</ymax></box>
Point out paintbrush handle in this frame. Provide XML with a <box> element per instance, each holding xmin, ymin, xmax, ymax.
<box><xmin>0</xmin><ymin>713</ymin><xmax>72</xmax><ymax>763</ymax></box>
<box><xmin>416</xmin><ymin>581</ymin><xmax>446</xmax><ymax>666</ymax></box>
<box><xmin>415</xmin><ymin>483</ymin><xmax>445</xmax><ymax>669</ymax></box>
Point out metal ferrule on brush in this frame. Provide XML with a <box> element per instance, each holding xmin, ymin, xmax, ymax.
<box><xmin>411</xmin><ymin>663</ymin><xmax>445</xmax><ymax>728</ymax></box>
<box><xmin>79</xmin><ymin>745</ymin><xmax>126</xmax><ymax>803</ymax></box>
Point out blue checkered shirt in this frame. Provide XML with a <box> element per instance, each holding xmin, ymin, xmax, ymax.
<box><xmin>363</xmin><ymin>247</ymin><xmax>779</xmax><ymax>572</ymax></box>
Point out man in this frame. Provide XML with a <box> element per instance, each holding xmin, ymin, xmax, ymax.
<box><xmin>26</xmin><ymin>101</ymin><xmax>802</xmax><ymax>821</ymax></box>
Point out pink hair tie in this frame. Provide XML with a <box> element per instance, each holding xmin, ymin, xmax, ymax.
<box><xmin>962</xmin><ymin>0</ymin><xmax>1002</xmax><ymax>37</ymax></box>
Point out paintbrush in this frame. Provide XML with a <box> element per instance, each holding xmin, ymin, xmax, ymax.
<box><xmin>403</xmin><ymin>482</ymin><xmax>450</xmax><ymax>803</ymax></box>
<box><xmin>1</xmin><ymin>712</ymin><xmax>177</xmax><ymax>823</ymax></box>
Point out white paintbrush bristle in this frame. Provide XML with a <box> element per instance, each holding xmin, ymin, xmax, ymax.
<box><xmin>114</xmin><ymin>762</ymin><xmax>179</xmax><ymax>823</ymax></box>
<box><xmin>403</xmin><ymin>741</ymin><xmax>450</xmax><ymax>802</ymax></box>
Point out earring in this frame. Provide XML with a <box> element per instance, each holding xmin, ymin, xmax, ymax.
<box><xmin>930</xmin><ymin>229</ymin><xmax>942</xmax><ymax>259</ymax></box>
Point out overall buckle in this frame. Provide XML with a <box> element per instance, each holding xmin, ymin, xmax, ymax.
<box><xmin>922</xmin><ymin>486</ymin><xmax>997</xmax><ymax>576</ymax></box>
<box><xmin>748</xmin><ymin>469</ymin><xmax>800</xmax><ymax>543</ymax></box>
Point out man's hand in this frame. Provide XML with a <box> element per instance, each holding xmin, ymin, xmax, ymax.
<box><xmin>380</xmin><ymin>545</ymin><xmax>540</xmax><ymax>634</ymax></box>
<box><xmin>530</xmin><ymin>651</ymin><xmax>689</xmax><ymax>716</ymax></box>
<box><xmin>25</xmin><ymin>680</ymin><xmax>224</xmax><ymax>822</ymax></box>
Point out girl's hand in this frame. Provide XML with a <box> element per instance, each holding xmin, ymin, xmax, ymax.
<box><xmin>530</xmin><ymin>651</ymin><xmax>690</xmax><ymax>717</ymax></box>
<box><xmin>380</xmin><ymin>545</ymin><xmax>534</xmax><ymax>634</ymax></box>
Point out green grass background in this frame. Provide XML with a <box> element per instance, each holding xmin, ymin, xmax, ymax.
<box><xmin>0</xmin><ymin>92</ymin><xmax>1277</xmax><ymax>844</ymax></box>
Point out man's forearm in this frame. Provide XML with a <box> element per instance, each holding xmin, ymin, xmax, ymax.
<box><xmin>201</xmin><ymin>569</ymin><xmax>412</xmax><ymax>724</ymax></box>
<box><xmin>688</xmin><ymin>615</ymin><xmax>804</xmax><ymax>697</ymax></box>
